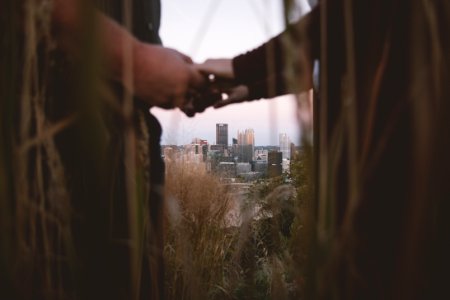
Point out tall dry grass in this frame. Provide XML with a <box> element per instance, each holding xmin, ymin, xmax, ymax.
<box><xmin>164</xmin><ymin>160</ymin><xmax>237</xmax><ymax>299</ymax></box>
<box><xmin>1</xmin><ymin>1</ymin><xmax>76</xmax><ymax>298</ymax></box>
<box><xmin>163</xmin><ymin>150</ymin><xmax>313</xmax><ymax>299</ymax></box>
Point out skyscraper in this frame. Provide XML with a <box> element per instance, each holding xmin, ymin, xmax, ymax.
<box><xmin>237</xmin><ymin>129</ymin><xmax>255</xmax><ymax>146</ymax></box>
<box><xmin>236</xmin><ymin>128</ymin><xmax>255</xmax><ymax>162</ymax></box>
<box><xmin>268</xmin><ymin>151</ymin><xmax>283</xmax><ymax>177</ymax></box>
<box><xmin>216</xmin><ymin>123</ymin><xmax>228</xmax><ymax>146</ymax></box>
<box><xmin>279</xmin><ymin>133</ymin><xmax>291</xmax><ymax>160</ymax></box>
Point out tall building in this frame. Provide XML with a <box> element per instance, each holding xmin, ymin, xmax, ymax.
<box><xmin>216</xmin><ymin>123</ymin><xmax>228</xmax><ymax>146</ymax></box>
<box><xmin>237</xmin><ymin>129</ymin><xmax>255</xmax><ymax>146</ymax></box>
<box><xmin>268</xmin><ymin>151</ymin><xmax>283</xmax><ymax>177</ymax></box>
<box><xmin>236</xmin><ymin>145</ymin><xmax>253</xmax><ymax>162</ymax></box>
<box><xmin>236</xmin><ymin>128</ymin><xmax>255</xmax><ymax>162</ymax></box>
<box><xmin>279</xmin><ymin>133</ymin><xmax>291</xmax><ymax>160</ymax></box>
<box><xmin>190</xmin><ymin>138</ymin><xmax>208</xmax><ymax>162</ymax></box>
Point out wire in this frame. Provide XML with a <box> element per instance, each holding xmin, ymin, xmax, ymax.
<box><xmin>189</xmin><ymin>0</ymin><xmax>224</xmax><ymax>58</ymax></box>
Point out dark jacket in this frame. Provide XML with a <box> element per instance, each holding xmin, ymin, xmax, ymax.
<box><xmin>233</xmin><ymin>6</ymin><xmax>320</xmax><ymax>100</ymax></box>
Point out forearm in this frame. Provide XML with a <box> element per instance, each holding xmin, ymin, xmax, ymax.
<box><xmin>232</xmin><ymin>6</ymin><xmax>320</xmax><ymax>95</ymax></box>
<box><xmin>52</xmin><ymin>0</ymin><xmax>141</xmax><ymax>84</ymax></box>
<box><xmin>52</xmin><ymin>0</ymin><xmax>202</xmax><ymax>109</ymax></box>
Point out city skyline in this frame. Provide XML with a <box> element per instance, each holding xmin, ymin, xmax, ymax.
<box><xmin>161</xmin><ymin>125</ymin><xmax>294</xmax><ymax>148</ymax></box>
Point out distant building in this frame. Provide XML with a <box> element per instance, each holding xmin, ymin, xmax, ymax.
<box><xmin>236</xmin><ymin>145</ymin><xmax>253</xmax><ymax>163</ymax></box>
<box><xmin>254</xmin><ymin>160</ymin><xmax>268</xmax><ymax>175</ymax></box>
<box><xmin>189</xmin><ymin>141</ymin><xmax>209</xmax><ymax>162</ymax></box>
<box><xmin>216</xmin><ymin>123</ymin><xmax>228</xmax><ymax>146</ymax></box>
<box><xmin>210</xmin><ymin>144</ymin><xmax>225</xmax><ymax>152</ymax></box>
<box><xmin>268</xmin><ymin>151</ymin><xmax>283</xmax><ymax>177</ymax></box>
<box><xmin>217</xmin><ymin>162</ymin><xmax>236</xmax><ymax>178</ymax></box>
<box><xmin>206</xmin><ymin>150</ymin><xmax>222</xmax><ymax>173</ymax></box>
<box><xmin>237</xmin><ymin>128</ymin><xmax>255</xmax><ymax>162</ymax></box>
<box><xmin>255</xmin><ymin>149</ymin><xmax>268</xmax><ymax>162</ymax></box>
<box><xmin>192</xmin><ymin>137</ymin><xmax>208</xmax><ymax>146</ymax></box>
<box><xmin>236</xmin><ymin>163</ymin><xmax>251</xmax><ymax>175</ymax></box>
<box><xmin>237</xmin><ymin>128</ymin><xmax>255</xmax><ymax>146</ymax></box>
<box><xmin>183</xmin><ymin>144</ymin><xmax>203</xmax><ymax>164</ymax></box>
<box><xmin>279</xmin><ymin>133</ymin><xmax>291</xmax><ymax>160</ymax></box>
<box><xmin>201</xmin><ymin>145</ymin><xmax>208</xmax><ymax>161</ymax></box>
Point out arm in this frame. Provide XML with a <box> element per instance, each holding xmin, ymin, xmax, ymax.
<box><xmin>195</xmin><ymin>6</ymin><xmax>320</xmax><ymax>105</ymax></box>
<box><xmin>52</xmin><ymin>0</ymin><xmax>204</xmax><ymax>108</ymax></box>
<box><xmin>233</xmin><ymin>6</ymin><xmax>320</xmax><ymax>92</ymax></box>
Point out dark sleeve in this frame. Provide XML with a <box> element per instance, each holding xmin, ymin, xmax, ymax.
<box><xmin>232</xmin><ymin>6</ymin><xmax>320</xmax><ymax>99</ymax></box>
<box><xmin>232</xmin><ymin>32</ymin><xmax>285</xmax><ymax>87</ymax></box>
<box><xmin>94</xmin><ymin>0</ymin><xmax>162</xmax><ymax>45</ymax></box>
<box><xmin>245</xmin><ymin>75</ymin><xmax>288</xmax><ymax>100</ymax></box>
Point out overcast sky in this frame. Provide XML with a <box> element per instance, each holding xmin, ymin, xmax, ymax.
<box><xmin>151</xmin><ymin>0</ymin><xmax>312</xmax><ymax>146</ymax></box>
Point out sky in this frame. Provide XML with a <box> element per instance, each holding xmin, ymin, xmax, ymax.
<box><xmin>151</xmin><ymin>0</ymin><xmax>312</xmax><ymax>146</ymax></box>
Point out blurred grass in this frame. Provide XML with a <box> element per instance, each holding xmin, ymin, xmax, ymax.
<box><xmin>0</xmin><ymin>0</ymin><xmax>19</xmax><ymax>297</ymax></box>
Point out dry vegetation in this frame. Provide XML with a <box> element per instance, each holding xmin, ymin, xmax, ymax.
<box><xmin>163</xmin><ymin>149</ymin><xmax>313</xmax><ymax>300</ymax></box>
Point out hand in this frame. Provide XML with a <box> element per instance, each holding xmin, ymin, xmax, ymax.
<box><xmin>181</xmin><ymin>58</ymin><xmax>254</xmax><ymax>117</ymax></box>
<box><xmin>181</xmin><ymin>89</ymin><xmax>222</xmax><ymax>117</ymax></box>
<box><xmin>181</xmin><ymin>73</ymin><xmax>249</xmax><ymax>116</ymax></box>
<box><xmin>213</xmin><ymin>84</ymin><xmax>249</xmax><ymax>108</ymax></box>
<box><xmin>181</xmin><ymin>81</ymin><xmax>250</xmax><ymax>117</ymax></box>
<box><xmin>194</xmin><ymin>59</ymin><xmax>234</xmax><ymax>79</ymax></box>
<box><xmin>132</xmin><ymin>43</ymin><xmax>205</xmax><ymax>109</ymax></box>
<box><xmin>189</xmin><ymin>59</ymin><xmax>251</xmax><ymax>111</ymax></box>
<box><xmin>52</xmin><ymin>1</ymin><xmax>206</xmax><ymax>110</ymax></box>
<box><xmin>179</xmin><ymin>59</ymin><xmax>250</xmax><ymax>116</ymax></box>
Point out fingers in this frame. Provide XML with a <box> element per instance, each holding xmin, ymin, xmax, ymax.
<box><xmin>181</xmin><ymin>80</ymin><xmax>249</xmax><ymax>115</ymax></box>
<box><xmin>214</xmin><ymin>85</ymin><xmax>249</xmax><ymax>108</ymax></box>
<box><xmin>181</xmin><ymin>99</ymin><xmax>196</xmax><ymax>117</ymax></box>
<box><xmin>135</xmin><ymin>47</ymin><xmax>239</xmax><ymax>113</ymax></box>
<box><xmin>188</xmin><ymin>66</ymin><xmax>207</xmax><ymax>90</ymax></box>
<box><xmin>194</xmin><ymin>59</ymin><xmax>234</xmax><ymax>79</ymax></box>
<box><xmin>181</xmin><ymin>89</ymin><xmax>222</xmax><ymax>117</ymax></box>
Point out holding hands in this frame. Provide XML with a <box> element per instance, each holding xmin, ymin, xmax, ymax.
<box><xmin>53</xmin><ymin>0</ymin><xmax>317</xmax><ymax>118</ymax></box>
<box><xmin>133</xmin><ymin>50</ymin><xmax>246</xmax><ymax>116</ymax></box>
<box><xmin>176</xmin><ymin>58</ymin><xmax>251</xmax><ymax>117</ymax></box>
<box><xmin>194</xmin><ymin>59</ymin><xmax>250</xmax><ymax>108</ymax></box>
